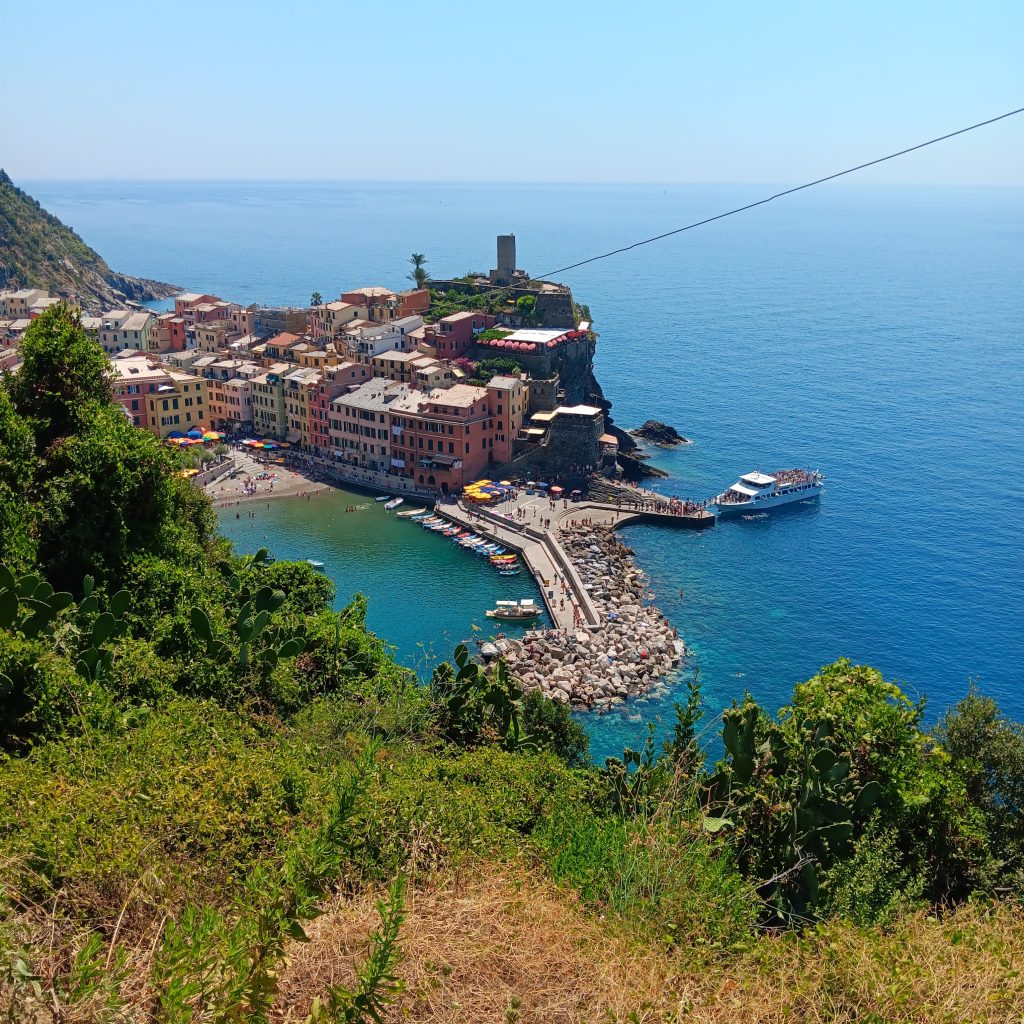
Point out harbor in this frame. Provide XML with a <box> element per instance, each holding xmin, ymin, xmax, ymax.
<box><xmin>395</xmin><ymin>482</ymin><xmax>712</xmax><ymax>707</ymax></box>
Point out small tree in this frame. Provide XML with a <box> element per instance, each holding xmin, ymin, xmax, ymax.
<box><xmin>310</xmin><ymin>291</ymin><xmax>323</xmax><ymax>307</ymax></box>
<box><xmin>408</xmin><ymin>254</ymin><xmax>429</xmax><ymax>289</ymax></box>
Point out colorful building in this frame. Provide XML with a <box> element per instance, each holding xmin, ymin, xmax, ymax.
<box><xmin>308</xmin><ymin>361</ymin><xmax>369</xmax><ymax>454</ymax></box>
<box><xmin>283</xmin><ymin>366</ymin><xmax>322</xmax><ymax>447</ymax></box>
<box><xmin>109</xmin><ymin>354</ymin><xmax>169</xmax><ymax>430</ymax></box>
<box><xmin>387</xmin><ymin>383</ymin><xmax>495</xmax><ymax>492</ymax></box>
<box><xmin>144</xmin><ymin>371</ymin><xmax>208</xmax><ymax>439</ymax></box>
<box><xmin>421</xmin><ymin>311</ymin><xmax>497</xmax><ymax>360</ymax></box>
<box><xmin>250</xmin><ymin>362</ymin><xmax>290</xmax><ymax>440</ymax></box>
<box><xmin>328</xmin><ymin>379</ymin><xmax>410</xmax><ymax>471</ymax></box>
<box><xmin>309</xmin><ymin>301</ymin><xmax>368</xmax><ymax>343</ymax></box>
<box><xmin>485</xmin><ymin>374</ymin><xmax>529</xmax><ymax>464</ymax></box>
<box><xmin>98</xmin><ymin>311</ymin><xmax>154</xmax><ymax>355</ymax></box>
<box><xmin>339</xmin><ymin>287</ymin><xmax>429</xmax><ymax>323</ymax></box>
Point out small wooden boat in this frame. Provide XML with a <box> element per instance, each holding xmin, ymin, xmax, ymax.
<box><xmin>396</xmin><ymin>507</ymin><xmax>426</xmax><ymax>518</ymax></box>
<box><xmin>384</xmin><ymin>497</ymin><xmax>404</xmax><ymax>511</ymax></box>
<box><xmin>498</xmin><ymin>569</ymin><xmax>521</xmax><ymax>576</ymax></box>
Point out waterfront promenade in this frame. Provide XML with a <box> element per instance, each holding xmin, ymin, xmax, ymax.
<box><xmin>438</xmin><ymin>501</ymin><xmax>599</xmax><ymax>630</ymax></box>
<box><xmin>436</xmin><ymin>489</ymin><xmax>711</xmax><ymax>630</ymax></box>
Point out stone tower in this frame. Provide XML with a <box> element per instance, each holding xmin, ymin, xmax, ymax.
<box><xmin>489</xmin><ymin>234</ymin><xmax>517</xmax><ymax>285</ymax></box>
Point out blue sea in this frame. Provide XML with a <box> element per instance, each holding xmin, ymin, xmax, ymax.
<box><xmin>26</xmin><ymin>179</ymin><xmax>1024</xmax><ymax>761</ymax></box>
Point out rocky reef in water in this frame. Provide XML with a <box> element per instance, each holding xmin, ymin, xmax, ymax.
<box><xmin>630</xmin><ymin>419</ymin><xmax>691</xmax><ymax>447</ymax></box>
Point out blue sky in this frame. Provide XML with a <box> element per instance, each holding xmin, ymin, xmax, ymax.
<box><xmin>8</xmin><ymin>0</ymin><xmax>1022</xmax><ymax>183</ymax></box>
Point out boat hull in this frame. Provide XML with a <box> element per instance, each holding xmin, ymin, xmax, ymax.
<box><xmin>713</xmin><ymin>485</ymin><xmax>822</xmax><ymax>516</ymax></box>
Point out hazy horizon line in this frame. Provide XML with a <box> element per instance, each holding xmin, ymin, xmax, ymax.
<box><xmin>15</xmin><ymin>176</ymin><xmax>1024</xmax><ymax>190</ymax></box>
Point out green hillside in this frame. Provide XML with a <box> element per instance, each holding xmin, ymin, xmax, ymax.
<box><xmin>1</xmin><ymin>307</ymin><xmax>1023</xmax><ymax>1022</ymax></box>
<box><xmin>0</xmin><ymin>171</ymin><xmax>177</xmax><ymax>311</ymax></box>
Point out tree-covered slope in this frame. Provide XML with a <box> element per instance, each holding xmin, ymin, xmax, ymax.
<box><xmin>1</xmin><ymin>307</ymin><xmax>1023</xmax><ymax>1021</ymax></box>
<box><xmin>0</xmin><ymin>171</ymin><xmax>178</xmax><ymax>311</ymax></box>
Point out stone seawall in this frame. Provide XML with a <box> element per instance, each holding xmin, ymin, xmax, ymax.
<box><xmin>498</xmin><ymin>526</ymin><xmax>683</xmax><ymax>708</ymax></box>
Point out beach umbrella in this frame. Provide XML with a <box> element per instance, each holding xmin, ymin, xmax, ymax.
<box><xmin>277</xmin><ymin>441</ymin><xmax>291</xmax><ymax>448</ymax></box>
<box><xmin>538</xmin><ymin>482</ymin><xmax>549</xmax><ymax>489</ymax></box>
<box><xmin>187</xmin><ymin>429</ymin><xmax>203</xmax><ymax>439</ymax></box>
<box><xmin>551</xmin><ymin>486</ymin><xmax>564</xmax><ymax>495</ymax></box>
<box><xmin>202</xmin><ymin>430</ymin><xmax>223</xmax><ymax>440</ymax></box>
<box><xmin>499</xmin><ymin>480</ymin><xmax>512</xmax><ymax>485</ymax></box>
<box><xmin>262</xmin><ymin>442</ymin><xmax>277</xmax><ymax>449</ymax></box>
<box><xmin>168</xmin><ymin>430</ymin><xmax>185</xmax><ymax>439</ymax></box>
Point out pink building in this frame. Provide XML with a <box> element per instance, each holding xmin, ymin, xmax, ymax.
<box><xmin>422</xmin><ymin>311</ymin><xmax>496</xmax><ymax>360</ymax></box>
<box><xmin>387</xmin><ymin>382</ymin><xmax>500</xmax><ymax>492</ymax></box>
<box><xmin>308</xmin><ymin>360</ymin><xmax>371</xmax><ymax>454</ymax></box>
<box><xmin>109</xmin><ymin>355</ymin><xmax>173</xmax><ymax>429</ymax></box>
<box><xmin>485</xmin><ymin>375</ymin><xmax>529</xmax><ymax>464</ymax></box>
<box><xmin>153</xmin><ymin>313</ymin><xmax>188</xmax><ymax>351</ymax></box>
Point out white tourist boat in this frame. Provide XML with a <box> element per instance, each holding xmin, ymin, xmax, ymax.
<box><xmin>485</xmin><ymin>599</ymin><xmax>541</xmax><ymax>621</ymax></box>
<box><xmin>384</xmin><ymin>497</ymin><xmax>404</xmax><ymax>511</ymax></box>
<box><xmin>711</xmin><ymin>469</ymin><xmax>823</xmax><ymax>516</ymax></box>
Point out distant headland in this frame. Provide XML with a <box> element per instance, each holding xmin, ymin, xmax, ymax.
<box><xmin>0</xmin><ymin>171</ymin><xmax>178</xmax><ymax>311</ymax></box>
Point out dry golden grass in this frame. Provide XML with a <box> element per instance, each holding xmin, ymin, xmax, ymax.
<box><xmin>273</xmin><ymin>863</ymin><xmax>1024</xmax><ymax>1024</ymax></box>
<box><xmin>6</xmin><ymin>862</ymin><xmax>1024</xmax><ymax>1022</ymax></box>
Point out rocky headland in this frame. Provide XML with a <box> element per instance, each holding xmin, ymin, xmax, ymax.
<box><xmin>497</xmin><ymin>527</ymin><xmax>683</xmax><ymax>708</ymax></box>
<box><xmin>0</xmin><ymin>170</ymin><xmax>179</xmax><ymax>312</ymax></box>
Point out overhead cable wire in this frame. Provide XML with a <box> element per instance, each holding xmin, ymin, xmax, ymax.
<box><xmin>527</xmin><ymin>106</ymin><xmax>1024</xmax><ymax>280</ymax></box>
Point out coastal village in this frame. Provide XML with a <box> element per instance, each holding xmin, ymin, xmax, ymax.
<box><xmin>1</xmin><ymin>236</ymin><xmax>618</xmax><ymax>495</ymax></box>
<box><xmin>1</xmin><ymin>236</ymin><xmax>712</xmax><ymax>709</ymax></box>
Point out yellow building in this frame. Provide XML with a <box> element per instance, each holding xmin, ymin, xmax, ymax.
<box><xmin>251</xmin><ymin>363</ymin><xmax>290</xmax><ymax>440</ymax></box>
<box><xmin>145</xmin><ymin>371</ymin><xmax>209</xmax><ymax>438</ymax></box>
<box><xmin>283</xmin><ymin>366</ymin><xmax>321</xmax><ymax>448</ymax></box>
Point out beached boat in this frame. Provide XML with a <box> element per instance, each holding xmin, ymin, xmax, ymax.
<box><xmin>384</xmin><ymin>497</ymin><xmax>404</xmax><ymax>511</ymax></box>
<box><xmin>396</xmin><ymin>507</ymin><xmax>425</xmax><ymax>518</ymax></box>
<box><xmin>485</xmin><ymin>599</ymin><xmax>541</xmax><ymax>621</ymax></box>
<box><xmin>711</xmin><ymin>469</ymin><xmax>823</xmax><ymax>516</ymax></box>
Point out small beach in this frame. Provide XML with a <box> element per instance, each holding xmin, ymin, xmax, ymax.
<box><xmin>206</xmin><ymin>448</ymin><xmax>334</xmax><ymax>507</ymax></box>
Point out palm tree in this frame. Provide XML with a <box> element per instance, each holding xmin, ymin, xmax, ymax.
<box><xmin>408</xmin><ymin>253</ymin><xmax>429</xmax><ymax>289</ymax></box>
<box><xmin>310</xmin><ymin>291</ymin><xmax>323</xmax><ymax>307</ymax></box>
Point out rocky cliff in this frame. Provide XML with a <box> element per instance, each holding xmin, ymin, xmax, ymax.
<box><xmin>0</xmin><ymin>170</ymin><xmax>178</xmax><ymax>312</ymax></box>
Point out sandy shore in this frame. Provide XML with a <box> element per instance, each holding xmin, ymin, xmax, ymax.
<box><xmin>206</xmin><ymin>451</ymin><xmax>335</xmax><ymax>508</ymax></box>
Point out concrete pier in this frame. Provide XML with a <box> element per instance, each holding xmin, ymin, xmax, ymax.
<box><xmin>436</xmin><ymin>502</ymin><xmax>600</xmax><ymax>630</ymax></box>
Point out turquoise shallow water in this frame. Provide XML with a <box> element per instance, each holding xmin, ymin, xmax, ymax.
<box><xmin>29</xmin><ymin>179</ymin><xmax>1024</xmax><ymax>763</ymax></box>
<box><xmin>217</xmin><ymin>490</ymin><xmax>549</xmax><ymax>673</ymax></box>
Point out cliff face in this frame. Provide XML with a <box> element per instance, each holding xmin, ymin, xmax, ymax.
<box><xmin>0</xmin><ymin>170</ymin><xmax>178</xmax><ymax>312</ymax></box>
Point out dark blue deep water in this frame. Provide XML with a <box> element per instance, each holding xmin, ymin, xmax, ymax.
<box><xmin>27</xmin><ymin>180</ymin><xmax>1024</xmax><ymax>760</ymax></box>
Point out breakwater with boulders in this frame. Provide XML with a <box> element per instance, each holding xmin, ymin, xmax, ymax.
<box><xmin>494</xmin><ymin>525</ymin><xmax>684</xmax><ymax>708</ymax></box>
